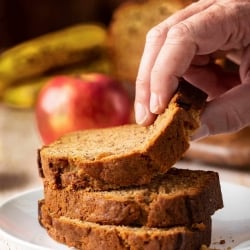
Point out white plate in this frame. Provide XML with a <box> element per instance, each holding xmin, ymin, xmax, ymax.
<box><xmin>0</xmin><ymin>182</ymin><xmax>250</xmax><ymax>250</ymax></box>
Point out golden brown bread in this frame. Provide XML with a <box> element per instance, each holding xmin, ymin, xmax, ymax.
<box><xmin>38</xmin><ymin>80</ymin><xmax>207</xmax><ymax>191</ymax></box>
<box><xmin>39</xmin><ymin>200</ymin><xmax>212</xmax><ymax>250</ymax></box>
<box><xmin>43</xmin><ymin>168</ymin><xmax>223</xmax><ymax>227</ymax></box>
<box><xmin>108</xmin><ymin>0</ymin><xmax>195</xmax><ymax>83</ymax></box>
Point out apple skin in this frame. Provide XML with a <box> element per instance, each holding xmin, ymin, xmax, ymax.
<box><xmin>35</xmin><ymin>73</ymin><xmax>132</xmax><ymax>144</ymax></box>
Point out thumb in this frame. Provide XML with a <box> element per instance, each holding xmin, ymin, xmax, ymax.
<box><xmin>192</xmin><ymin>82</ymin><xmax>250</xmax><ymax>140</ymax></box>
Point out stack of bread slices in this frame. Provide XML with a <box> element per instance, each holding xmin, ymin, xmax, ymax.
<box><xmin>38</xmin><ymin>80</ymin><xmax>223</xmax><ymax>250</ymax></box>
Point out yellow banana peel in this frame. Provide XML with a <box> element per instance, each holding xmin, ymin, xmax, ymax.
<box><xmin>2</xmin><ymin>78</ymin><xmax>47</xmax><ymax>109</ymax></box>
<box><xmin>0</xmin><ymin>23</ymin><xmax>108</xmax><ymax>91</ymax></box>
<box><xmin>2</xmin><ymin>57</ymin><xmax>114</xmax><ymax>109</ymax></box>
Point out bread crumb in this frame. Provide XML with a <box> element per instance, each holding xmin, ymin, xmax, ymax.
<box><xmin>200</xmin><ymin>244</ymin><xmax>232</xmax><ymax>250</ymax></box>
<box><xmin>220</xmin><ymin>239</ymin><xmax>226</xmax><ymax>244</ymax></box>
<box><xmin>200</xmin><ymin>245</ymin><xmax>221</xmax><ymax>250</ymax></box>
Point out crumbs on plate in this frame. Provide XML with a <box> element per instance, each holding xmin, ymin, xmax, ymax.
<box><xmin>200</xmin><ymin>245</ymin><xmax>232</xmax><ymax>250</ymax></box>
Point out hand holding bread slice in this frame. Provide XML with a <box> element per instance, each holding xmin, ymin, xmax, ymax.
<box><xmin>38</xmin><ymin>79</ymin><xmax>207</xmax><ymax>190</ymax></box>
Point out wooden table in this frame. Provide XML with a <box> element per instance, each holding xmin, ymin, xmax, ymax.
<box><xmin>1</xmin><ymin>104</ymin><xmax>250</xmax><ymax>204</ymax></box>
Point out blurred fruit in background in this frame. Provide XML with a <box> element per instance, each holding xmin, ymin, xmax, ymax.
<box><xmin>2</xmin><ymin>57</ymin><xmax>113</xmax><ymax>109</ymax></box>
<box><xmin>0</xmin><ymin>0</ymin><xmax>129</xmax><ymax>105</ymax></box>
<box><xmin>35</xmin><ymin>74</ymin><xmax>132</xmax><ymax>144</ymax></box>
<box><xmin>0</xmin><ymin>23</ymin><xmax>116</xmax><ymax>107</ymax></box>
<box><xmin>0</xmin><ymin>23</ymin><xmax>109</xmax><ymax>92</ymax></box>
<box><xmin>0</xmin><ymin>1</ymin><xmax>136</xmax><ymax>145</ymax></box>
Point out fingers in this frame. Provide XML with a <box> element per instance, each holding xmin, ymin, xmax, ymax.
<box><xmin>226</xmin><ymin>49</ymin><xmax>243</xmax><ymax>65</ymax></box>
<box><xmin>184</xmin><ymin>63</ymin><xmax>240</xmax><ymax>99</ymax></box>
<box><xmin>191</xmin><ymin>55</ymin><xmax>211</xmax><ymax>66</ymax></box>
<box><xmin>147</xmin><ymin>4</ymin><xmax>230</xmax><ymax>114</ymax></box>
<box><xmin>240</xmin><ymin>45</ymin><xmax>250</xmax><ymax>83</ymax></box>
<box><xmin>135</xmin><ymin>23</ymin><xmax>168</xmax><ymax>125</ymax></box>
<box><xmin>192</xmin><ymin>82</ymin><xmax>250</xmax><ymax>140</ymax></box>
<box><xmin>135</xmin><ymin>0</ymin><xmax>215</xmax><ymax>124</ymax></box>
<box><xmin>149</xmin><ymin>24</ymin><xmax>197</xmax><ymax>111</ymax></box>
<box><xmin>161</xmin><ymin>0</ymin><xmax>216</xmax><ymax>28</ymax></box>
<box><xmin>135</xmin><ymin>0</ymin><xmax>250</xmax><ymax>126</ymax></box>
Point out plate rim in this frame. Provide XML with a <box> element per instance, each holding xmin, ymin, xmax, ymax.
<box><xmin>0</xmin><ymin>187</ymin><xmax>51</xmax><ymax>250</ymax></box>
<box><xmin>0</xmin><ymin>186</ymin><xmax>43</xmax><ymax>207</ymax></box>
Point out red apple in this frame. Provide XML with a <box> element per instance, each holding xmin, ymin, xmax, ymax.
<box><xmin>35</xmin><ymin>73</ymin><xmax>132</xmax><ymax>144</ymax></box>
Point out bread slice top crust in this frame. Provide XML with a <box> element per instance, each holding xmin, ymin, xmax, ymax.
<box><xmin>43</xmin><ymin>168</ymin><xmax>223</xmax><ymax>227</ymax></box>
<box><xmin>39</xmin><ymin>200</ymin><xmax>212</xmax><ymax>250</ymax></box>
<box><xmin>38</xmin><ymin>79</ymin><xmax>207</xmax><ymax>190</ymax></box>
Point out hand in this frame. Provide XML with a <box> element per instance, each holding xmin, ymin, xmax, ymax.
<box><xmin>134</xmin><ymin>0</ymin><xmax>250</xmax><ymax>139</ymax></box>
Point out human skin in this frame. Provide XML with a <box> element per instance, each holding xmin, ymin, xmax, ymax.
<box><xmin>134</xmin><ymin>0</ymin><xmax>250</xmax><ymax>139</ymax></box>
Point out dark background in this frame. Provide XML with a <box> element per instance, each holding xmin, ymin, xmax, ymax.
<box><xmin>0</xmin><ymin>0</ymin><xmax>127</xmax><ymax>49</ymax></box>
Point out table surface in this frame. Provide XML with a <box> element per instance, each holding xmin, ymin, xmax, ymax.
<box><xmin>0</xmin><ymin>105</ymin><xmax>43</xmax><ymax>203</ymax></box>
<box><xmin>1</xmin><ymin>104</ymin><xmax>250</xmax><ymax>204</ymax></box>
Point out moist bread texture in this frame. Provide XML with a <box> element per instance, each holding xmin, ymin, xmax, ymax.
<box><xmin>108</xmin><ymin>0</ymin><xmax>194</xmax><ymax>83</ymax></box>
<box><xmin>39</xmin><ymin>200</ymin><xmax>212</xmax><ymax>250</ymax></box>
<box><xmin>43</xmin><ymin>168</ymin><xmax>223</xmax><ymax>227</ymax></box>
<box><xmin>38</xmin><ymin>80</ymin><xmax>207</xmax><ymax>191</ymax></box>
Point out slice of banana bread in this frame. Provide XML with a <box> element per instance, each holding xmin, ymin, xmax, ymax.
<box><xmin>43</xmin><ymin>168</ymin><xmax>223</xmax><ymax>227</ymax></box>
<box><xmin>39</xmin><ymin>200</ymin><xmax>212</xmax><ymax>250</ymax></box>
<box><xmin>38</xmin><ymin>80</ymin><xmax>207</xmax><ymax>190</ymax></box>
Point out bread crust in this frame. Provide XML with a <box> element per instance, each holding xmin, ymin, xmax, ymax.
<box><xmin>43</xmin><ymin>168</ymin><xmax>223</xmax><ymax>227</ymax></box>
<box><xmin>39</xmin><ymin>200</ymin><xmax>212</xmax><ymax>250</ymax></box>
<box><xmin>38</xmin><ymin>80</ymin><xmax>207</xmax><ymax>190</ymax></box>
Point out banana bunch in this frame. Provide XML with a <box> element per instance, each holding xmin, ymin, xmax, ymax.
<box><xmin>2</xmin><ymin>58</ymin><xmax>113</xmax><ymax>109</ymax></box>
<box><xmin>0</xmin><ymin>23</ymin><xmax>113</xmax><ymax>108</ymax></box>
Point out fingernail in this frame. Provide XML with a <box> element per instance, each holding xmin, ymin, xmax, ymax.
<box><xmin>150</xmin><ymin>92</ymin><xmax>160</xmax><ymax>114</ymax></box>
<box><xmin>135</xmin><ymin>102</ymin><xmax>147</xmax><ymax>124</ymax></box>
<box><xmin>191</xmin><ymin>124</ymin><xmax>209</xmax><ymax>141</ymax></box>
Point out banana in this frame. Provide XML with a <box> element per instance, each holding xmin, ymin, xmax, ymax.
<box><xmin>0</xmin><ymin>24</ymin><xmax>108</xmax><ymax>91</ymax></box>
<box><xmin>52</xmin><ymin>55</ymin><xmax>114</xmax><ymax>76</ymax></box>
<box><xmin>2</xmin><ymin>57</ymin><xmax>114</xmax><ymax>109</ymax></box>
<box><xmin>2</xmin><ymin>78</ymin><xmax>47</xmax><ymax>109</ymax></box>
